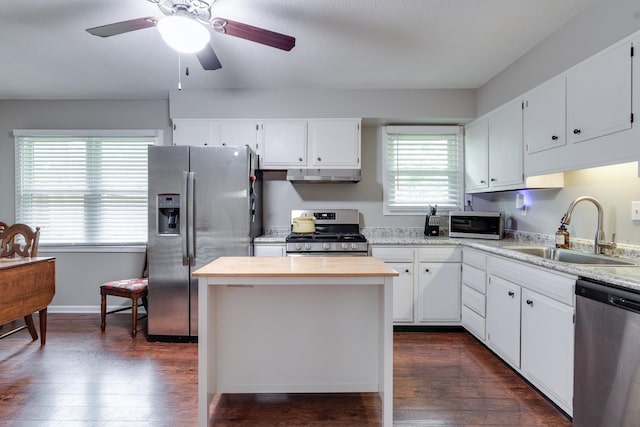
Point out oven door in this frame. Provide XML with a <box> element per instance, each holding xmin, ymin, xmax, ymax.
<box><xmin>286</xmin><ymin>251</ymin><xmax>369</xmax><ymax>257</ymax></box>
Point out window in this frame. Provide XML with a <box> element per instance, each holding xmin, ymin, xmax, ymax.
<box><xmin>383</xmin><ymin>126</ymin><xmax>463</xmax><ymax>215</ymax></box>
<box><xmin>14</xmin><ymin>130</ymin><xmax>161</xmax><ymax>246</ymax></box>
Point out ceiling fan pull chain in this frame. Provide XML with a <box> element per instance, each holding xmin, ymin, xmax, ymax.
<box><xmin>177</xmin><ymin>52</ymin><xmax>182</xmax><ymax>91</ymax></box>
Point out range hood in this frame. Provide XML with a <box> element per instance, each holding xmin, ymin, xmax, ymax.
<box><xmin>286</xmin><ymin>168</ymin><xmax>361</xmax><ymax>183</ymax></box>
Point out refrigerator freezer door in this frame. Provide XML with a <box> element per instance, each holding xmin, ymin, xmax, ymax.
<box><xmin>189</xmin><ymin>146</ymin><xmax>254</xmax><ymax>334</ymax></box>
<box><xmin>148</xmin><ymin>145</ymin><xmax>191</xmax><ymax>337</ymax></box>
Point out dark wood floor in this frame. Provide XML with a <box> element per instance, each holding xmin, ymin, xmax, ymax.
<box><xmin>0</xmin><ymin>314</ymin><xmax>571</xmax><ymax>426</ymax></box>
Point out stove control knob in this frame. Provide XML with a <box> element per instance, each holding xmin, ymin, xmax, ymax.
<box><xmin>295</xmin><ymin>243</ymin><xmax>303</xmax><ymax>250</ymax></box>
<box><xmin>351</xmin><ymin>243</ymin><xmax>359</xmax><ymax>250</ymax></box>
<box><xmin>304</xmin><ymin>243</ymin><xmax>312</xmax><ymax>250</ymax></box>
<box><xmin>341</xmin><ymin>243</ymin><xmax>349</xmax><ymax>250</ymax></box>
<box><xmin>323</xmin><ymin>243</ymin><xmax>331</xmax><ymax>250</ymax></box>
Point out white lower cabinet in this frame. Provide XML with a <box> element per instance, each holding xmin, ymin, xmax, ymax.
<box><xmin>253</xmin><ymin>244</ymin><xmax>286</xmax><ymax>257</ymax></box>
<box><xmin>485</xmin><ymin>254</ymin><xmax>576</xmax><ymax>416</ymax></box>
<box><xmin>486</xmin><ymin>275</ymin><xmax>521</xmax><ymax>368</ymax></box>
<box><xmin>388</xmin><ymin>262</ymin><xmax>414</xmax><ymax>323</ymax></box>
<box><xmin>372</xmin><ymin>246</ymin><xmax>461</xmax><ymax>325</ymax></box>
<box><xmin>417</xmin><ymin>262</ymin><xmax>461</xmax><ymax>323</ymax></box>
<box><xmin>521</xmin><ymin>288</ymin><xmax>574</xmax><ymax>413</ymax></box>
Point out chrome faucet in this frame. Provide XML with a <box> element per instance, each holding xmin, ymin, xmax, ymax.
<box><xmin>560</xmin><ymin>196</ymin><xmax>615</xmax><ymax>254</ymax></box>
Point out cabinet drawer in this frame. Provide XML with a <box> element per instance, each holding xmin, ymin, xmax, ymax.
<box><xmin>462</xmin><ymin>305</ymin><xmax>486</xmax><ymax>341</ymax></box>
<box><xmin>489</xmin><ymin>256</ymin><xmax>576</xmax><ymax>305</ymax></box>
<box><xmin>462</xmin><ymin>285</ymin><xmax>486</xmax><ymax>316</ymax></box>
<box><xmin>463</xmin><ymin>248</ymin><xmax>487</xmax><ymax>269</ymax></box>
<box><xmin>371</xmin><ymin>247</ymin><xmax>414</xmax><ymax>262</ymax></box>
<box><xmin>462</xmin><ymin>263</ymin><xmax>486</xmax><ymax>294</ymax></box>
<box><xmin>418</xmin><ymin>247</ymin><xmax>461</xmax><ymax>262</ymax></box>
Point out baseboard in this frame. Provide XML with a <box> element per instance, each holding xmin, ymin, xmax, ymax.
<box><xmin>48</xmin><ymin>305</ymin><xmax>147</xmax><ymax>314</ymax></box>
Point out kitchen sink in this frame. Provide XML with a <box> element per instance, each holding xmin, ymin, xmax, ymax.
<box><xmin>506</xmin><ymin>246</ymin><xmax>637</xmax><ymax>266</ymax></box>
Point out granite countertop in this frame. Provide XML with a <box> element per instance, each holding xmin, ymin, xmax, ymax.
<box><xmin>253</xmin><ymin>228</ymin><xmax>640</xmax><ymax>293</ymax></box>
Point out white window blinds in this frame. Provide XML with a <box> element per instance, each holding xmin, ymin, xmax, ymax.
<box><xmin>384</xmin><ymin>126</ymin><xmax>463</xmax><ymax>214</ymax></box>
<box><xmin>14</xmin><ymin>130</ymin><xmax>159</xmax><ymax>246</ymax></box>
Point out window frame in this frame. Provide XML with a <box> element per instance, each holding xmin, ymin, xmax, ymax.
<box><xmin>13</xmin><ymin>129</ymin><xmax>162</xmax><ymax>250</ymax></box>
<box><xmin>382</xmin><ymin>125</ymin><xmax>464</xmax><ymax>216</ymax></box>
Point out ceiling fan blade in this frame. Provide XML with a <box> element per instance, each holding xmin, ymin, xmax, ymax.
<box><xmin>213</xmin><ymin>18</ymin><xmax>295</xmax><ymax>51</ymax></box>
<box><xmin>86</xmin><ymin>17</ymin><xmax>158</xmax><ymax>37</ymax></box>
<box><xmin>196</xmin><ymin>44</ymin><xmax>222</xmax><ymax>70</ymax></box>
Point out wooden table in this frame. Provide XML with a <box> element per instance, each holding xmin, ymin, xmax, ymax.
<box><xmin>194</xmin><ymin>256</ymin><xmax>398</xmax><ymax>427</ymax></box>
<box><xmin>0</xmin><ymin>257</ymin><xmax>56</xmax><ymax>345</ymax></box>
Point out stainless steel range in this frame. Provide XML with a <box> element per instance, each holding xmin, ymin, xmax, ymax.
<box><xmin>286</xmin><ymin>209</ymin><xmax>368</xmax><ymax>256</ymax></box>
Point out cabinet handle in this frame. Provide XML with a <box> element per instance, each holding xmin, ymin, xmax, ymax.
<box><xmin>222</xmin><ymin>142</ymin><xmax>227</xmax><ymax>146</ymax></box>
<box><xmin>480</xmin><ymin>180</ymin><xmax>486</xmax><ymax>184</ymax></box>
<box><xmin>573</xmin><ymin>128</ymin><xmax>581</xmax><ymax>135</ymax></box>
<box><xmin>551</xmin><ymin>135</ymin><xmax>558</xmax><ymax>141</ymax></box>
<box><xmin>526</xmin><ymin>299</ymin><xmax>534</xmax><ymax>306</ymax></box>
<box><xmin>508</xmin><ymin>291</ymin><xmax>515</xmax><ymax>297</ymax></box>
<box><xmin>298</xmin><ymin>157</ymin><xmax>303</xmax><ymax>162</ymax></box>
<box><xmin>490</xmin><ymin>178</ymin><xmax>497</xmax><ymax>182</ymax></box>
<box><xmin>404</xmin><ymin>269</ymin><xmax>410</xmax><ymax>273</ymax></box>
<box><xmin>424</xmin><ymin>268</ymin><xmax>430</xmax><ymax>273</ymax></box>
<box><xmin>317</xmin><ymin>157</ymin><xmax>322</xmax><ymax>162</ymax></box>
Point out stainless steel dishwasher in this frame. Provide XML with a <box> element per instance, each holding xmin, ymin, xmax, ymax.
<box><xmin>574</xmin><ymin>278</ymin><xmax>640</xmax><ymax>427</ymax></box>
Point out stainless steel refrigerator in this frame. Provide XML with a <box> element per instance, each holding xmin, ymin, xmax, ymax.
<box><xmin>147</xmin><ymin>145</ymin><xmax>262</xmax><ymax>341</ymax></box>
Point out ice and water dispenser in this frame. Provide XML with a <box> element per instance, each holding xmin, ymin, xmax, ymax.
<box><xmin>157</xmin><ymin>194</ymin><xmax>180</xmax><ymax>235</ymax></box>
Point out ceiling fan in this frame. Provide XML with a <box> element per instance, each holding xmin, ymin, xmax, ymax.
<box><xmin>85</xmin><ymin>0</ymin><xmax>296</xmax><ymax>71</ymax></box>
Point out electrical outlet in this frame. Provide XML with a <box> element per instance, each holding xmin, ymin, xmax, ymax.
<box><xmin>632</xmin><ymin>201</ymin><xmax>640</xmax><ymax>220</ymax></box>
<box><xmin>464</xmin><ymin>194</ymin><xmax>473</xmax><ymax>208</ymax></box>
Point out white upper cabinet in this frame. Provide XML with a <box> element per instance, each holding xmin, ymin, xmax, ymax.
<box><xmin>308</xmin><ymin>119</ymin><xmax>360</xmax><ymax>168</ymax></box>
<box><xmin>212</xmin><ymin>120</ymin><xmax>259</xmax><ymax>151</ymax></box>
<box><xmin>173</xmin><ymin>119</ymin><xmax>212</xmax><ymax>146</ymax></box>
<box><xmin>487</xmin><ymin>99</ymin><xmax>524</xmax><ymax>190</ymax></box>
<box><xmin>260</xmin><ymin>118</ymin><xmax>361</xmax><ymax>169</ymax></box>
<box><xmin>523</xmin><ymin>75</ymin><xmax>566</xmax><ymax>155</ymax></box>
<box><xmin>567</xmin><ymin>41</ymin><xmax>632</xmax><ymax>145</ymax></box>
<box><xmin>259</xmin><ymin>120</ymin><xmax>308</xmax><ymax>168</ymax></box>
<box><xmin>173</xmin><ymin>119</ymin><xmax>258</xmax><ymax>149</ymax></box>
<box><xmin>464</xmin><ymin>117</ymin><xmax>489</xmax><ymax>192</ymax></box>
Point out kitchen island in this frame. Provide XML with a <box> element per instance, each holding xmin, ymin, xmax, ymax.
<box><xmin>193</xmin><ymin>256</ymin><xmax>398</xmax><ymax>427</ymax></box>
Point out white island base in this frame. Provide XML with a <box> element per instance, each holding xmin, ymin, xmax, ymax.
<box><xmin>194</xmin><ymin>256</ymin><xmax>398</xmax><ymax>427</ymax></box>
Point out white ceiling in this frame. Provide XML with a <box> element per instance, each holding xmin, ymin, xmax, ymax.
<box><xmin>0</xmin><ymin>0</ymin><xmax>597</xmax><ymax>100</ymax></box>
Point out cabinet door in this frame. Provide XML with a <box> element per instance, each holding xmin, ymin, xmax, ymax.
<box><xmin>253</xmin><ymin>244</ymin><xmax>285</xmax><ymax>257</ymax></box>
<box><xmin>488</xmin><ymin>99</ymin><xmax>524</xmax><ymax>190</ymax></box>
<box><xmin>260</xmin><ymin>120</ymin><xmax>307</xmax><ymax>168</ymax></box>
<box><xmin>212</xmin><ymin>121</ymin><xmax>258</xmax><ymax>151</ymax></box>
<box><xmin>524</xmin><ymin>75</ymin><xmax>566</xmax><ymax>154</ymax></box>
<box><xmin>567</xmin><ymin>41</ymin><xmax>632</xmax><ymax>144</ymax></box>
<box><xmin>486</xmin><ymin>275</ymin><xmax>521</xmax><ymax>368</ymax></box>
<box><xmin>173</xmin><ymin>119</ymin><xmax>212</xmax><ymax>146</ymax></box>
<box><xmin>388</xmin><ymin>262</ymin><xmax>414</xmax><ymax>323</ymax></box>
<box><xmin>464</xmin><ymin>117</ymin><xmax>489</xmax><ymax>192</ymax></box>
<box><xmin>416</xmin><ymin>263</ymin><xmax>461</xmax><ymax>323</ymax></box>
<box><xmin>521</xmin><ymin>288</ymin><xmax>574</xmax><ymax>412</ymax></box>
<box><xmin>308</xmin><ymin>119</ymin><xmax>361</xmax><ymax>168</ymax></box>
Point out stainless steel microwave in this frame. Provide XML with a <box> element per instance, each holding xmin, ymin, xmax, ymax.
<box><xmin>448</xmin><ymin>211</ymin><xmax>503</xmax><ymax>240</ymax></box>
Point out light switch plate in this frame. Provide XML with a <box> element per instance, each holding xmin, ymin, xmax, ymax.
<box><xmin>632</xmin><ymin>201</ymin><xmax>640</xmax><ymax>220</ymax></box>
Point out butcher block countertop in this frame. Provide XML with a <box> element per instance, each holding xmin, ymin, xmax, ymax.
<box><xmin>193</xmin><ymin>256</ymin><xmax>398</xmax><ymax>278</ymax></box>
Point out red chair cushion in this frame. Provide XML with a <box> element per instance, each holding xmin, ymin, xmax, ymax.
<box><xmin>101</xmin><ymin>278</ymin><xmax>148</xmax><ymax>293</ymax></box>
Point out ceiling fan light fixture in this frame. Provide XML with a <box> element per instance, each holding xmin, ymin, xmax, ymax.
<box><xmin>157</xmin><ymin>15</ymin><xmax>210</xmax><ymax>53</ymax></box>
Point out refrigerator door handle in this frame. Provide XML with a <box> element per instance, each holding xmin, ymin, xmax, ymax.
<box><xmin>182</xmin><ymin>171</ymin><xmax>190</xmax><ymax>266</ymax></box>
<box><xmin>187</xmin><ymin>171</ymin><xmax>196</xmax><ymax>266</ymax></box>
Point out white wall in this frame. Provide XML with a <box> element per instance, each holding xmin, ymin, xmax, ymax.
<box><xmin>0</xmin><ymin>99</ymin><xmax>172</xmax><ymax>309</ymax></box>
<box><xmin>474</xmin><ymin>0</ymin><xmax>640</xmax><ymax>246</ymax></box>
<box><xmin>477</xmin><ymin>0</ymin><xmax>640</xmax><ymax>115</ymax></box>
<box><xmin>487</xmin><ymin>163</ymin><xmax>640</xmax><ymax>246</ymax></box>
<box><xmin>170</xmin><ymin>88</ymin><xmax>477</xmax><ymax>228</ymax></box>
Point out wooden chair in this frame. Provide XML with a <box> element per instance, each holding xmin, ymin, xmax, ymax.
<box><xmin>100</xmin><ymin>251</ymin><xmax>148</xmax><ymax>338</ymax></box>
<box><xmin>0</xmin><ymin>223</ymin><xmax>42</xmax><ymax>342</ymax></box>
